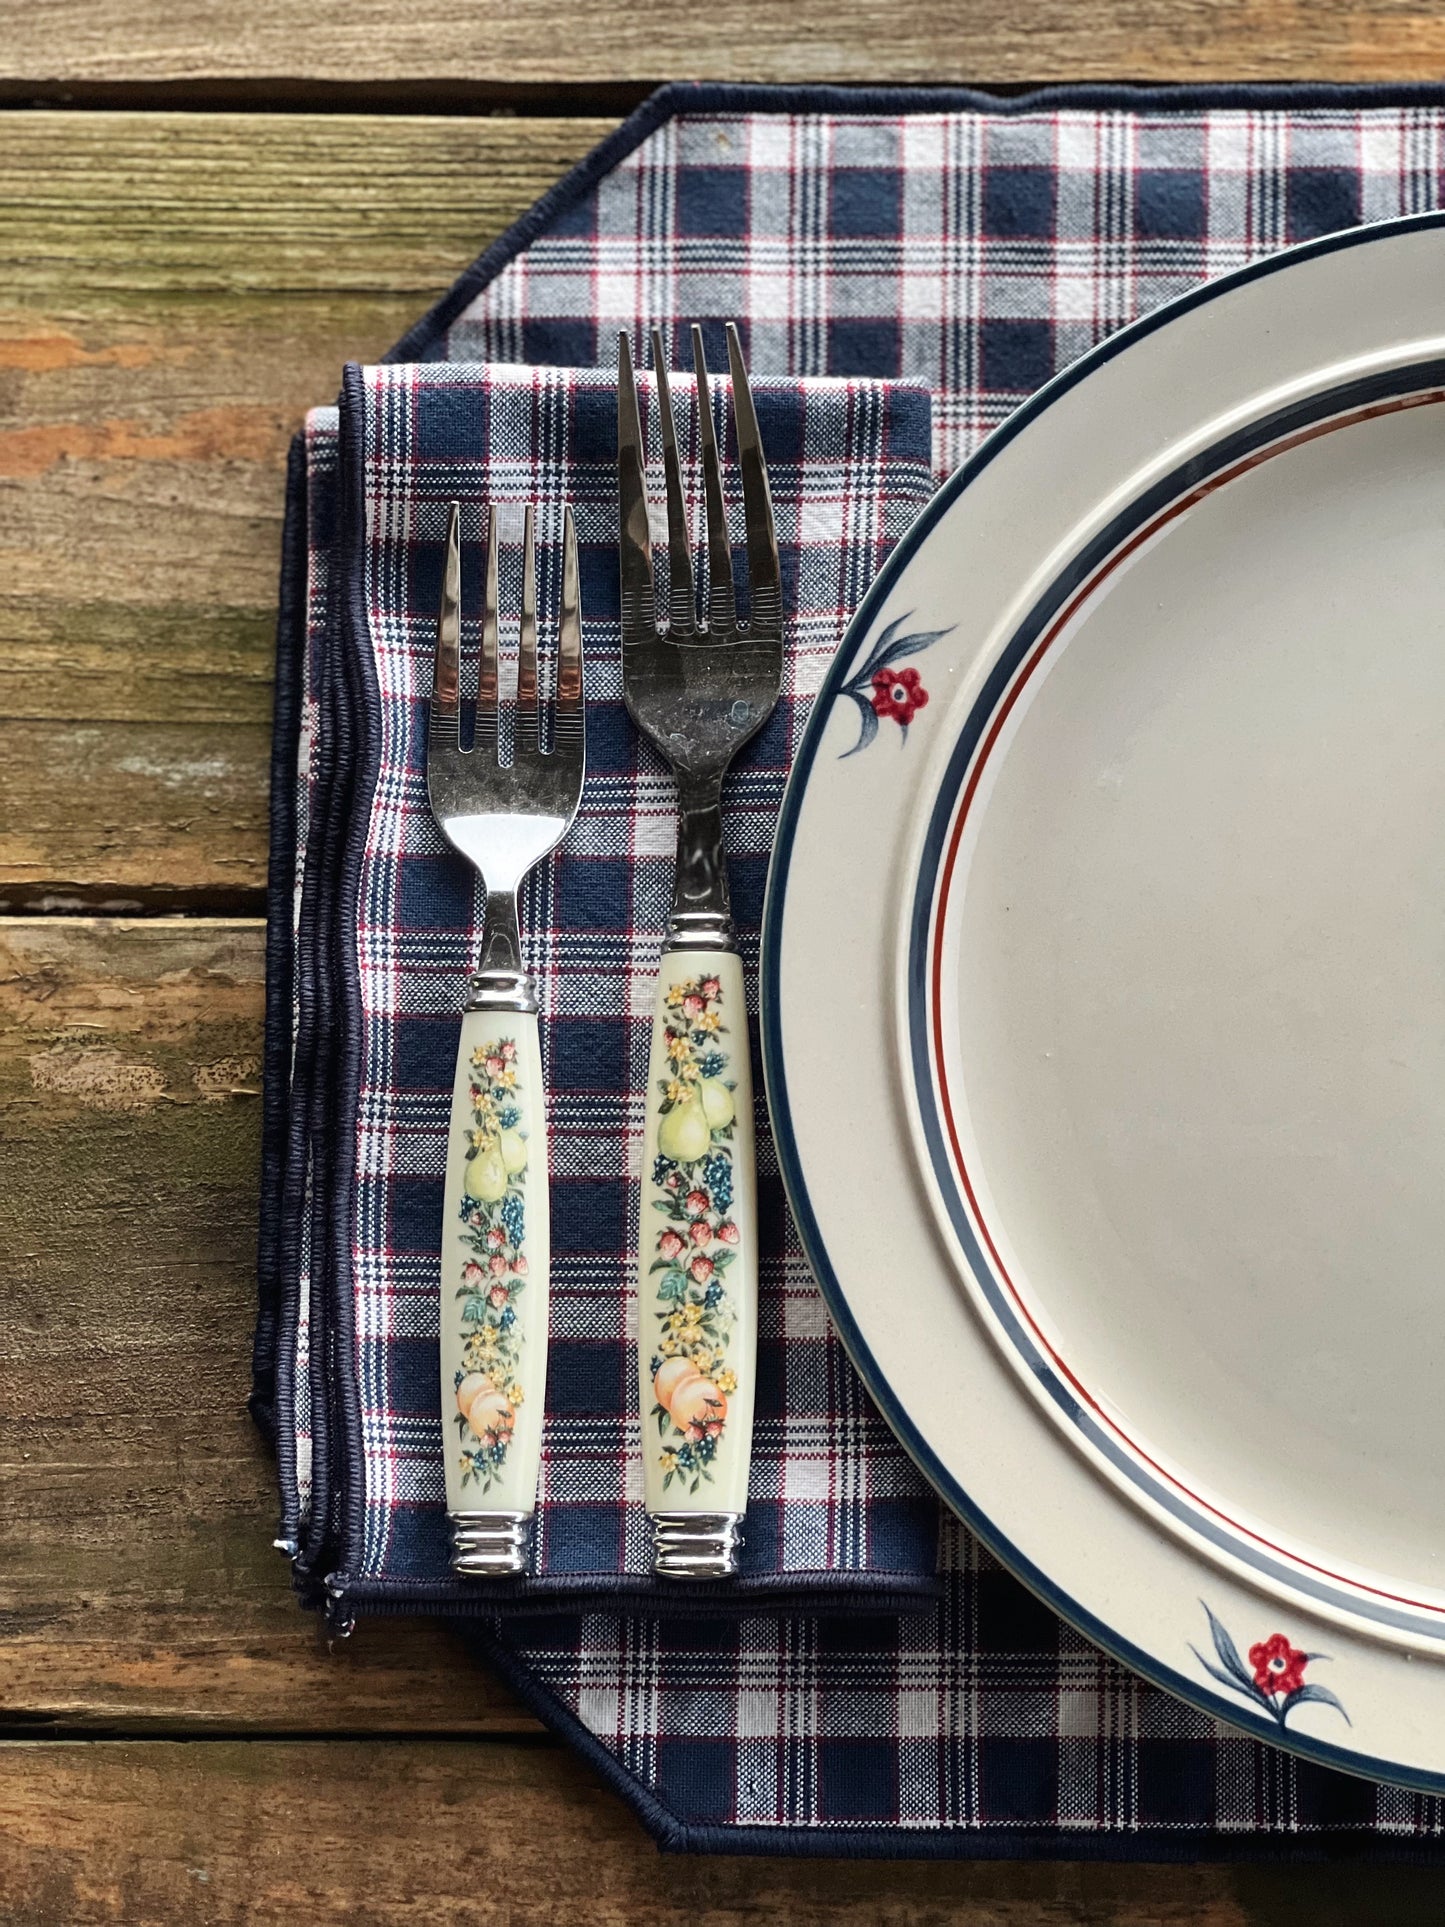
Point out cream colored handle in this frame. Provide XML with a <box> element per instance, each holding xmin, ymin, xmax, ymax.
<box><xmin>637</xmin><ymin>950</ymin><xmax>756</xmax><ymax>1536</ymax></box>
<box><xmin>439</xmin><ymin>1010</ymin><xmax>549</xmax><ymax>1543</ymax></box>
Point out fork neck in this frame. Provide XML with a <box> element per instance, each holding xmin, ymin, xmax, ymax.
<box><xmin>666</xmin><ymin>773</ymin><xmax>734</xmax><ymax>955</ymax></box>
<box><xmin>467</xmin><ymin>887</ymin><xmax>539</xmax><ymax>1014</ymax></box>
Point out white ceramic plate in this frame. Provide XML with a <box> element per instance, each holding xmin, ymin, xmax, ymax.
<box><xmin>763</xmin><ymin>212</ymin><xmax>1445</xmax><ymax>1791</ymax></box>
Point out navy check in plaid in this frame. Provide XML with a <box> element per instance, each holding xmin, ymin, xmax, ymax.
<box><xmin>256</xmin><ymin>87</ymin><xmax>1445</xmax><ymax>1853</ymax></box>
<box><xmin>274</xmin><ymin>358</ymin><xmax>940</xmax><ymax>1614</ymax></box>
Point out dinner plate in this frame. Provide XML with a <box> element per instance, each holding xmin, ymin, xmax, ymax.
<box><xmin>762</xmin><ymin>211</ymin><xmax>1445</xmax><ymax>1791</ymax></box>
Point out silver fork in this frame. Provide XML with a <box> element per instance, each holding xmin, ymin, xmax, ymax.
<box><xmin>618</xmin><ymin>323</ymin><xmax>783</xmax><ymax>1579</ymax></box>
<box><xmin>427</xmin><ymin>501</ymin><xmax>585</xmax><ymax>1577</ymax></box>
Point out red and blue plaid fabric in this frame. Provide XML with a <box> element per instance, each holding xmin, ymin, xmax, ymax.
<box><xmin>273</xmin><ymin>358</ymin><xmax>940</xmax><ymax>1614</ymax></box>
<box><xmin>257</xmin><ymin>85</ymin><xmax>1445</xmax><ymax>1853</ymax></box>
<box><xmin>428</xmin><ymin>89</ymin><xmax>1445</xmax><ymax>484</ymax></box>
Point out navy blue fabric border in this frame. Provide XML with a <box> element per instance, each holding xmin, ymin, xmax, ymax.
<box><xmin>254</xmin><ymin>80</ymin><xmax>1445</xmax><ymax>1858</ymax></box>
<box><xmin>295</xmin><ymin>456</ymin><xmax>352</xmax><ymax>1590</ymax></box>
<box><xmin>329</xmin><ymin>363</ymin><xmax>380</xmax><ymax>1601</ymax></box>
<box><xmin>334</xmin><ymin>1576</ymin><xmax>942</xmax><ymax>1620</ymax></box>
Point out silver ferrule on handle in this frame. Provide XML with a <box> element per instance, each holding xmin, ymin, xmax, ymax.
<box><xmin>449</xmin><ymin>1509</ymin><xmax>534</xmax><ymax>1576</ymax></box>
<box><xmin>665</xmin><ymin>775</ymin><xmax>733</xmax><ymax>953</ymax></box>
<box><xmin>651</xmin><ymin>1512</ymin><xmax>744</xmax><ymax>1579</ymax></box>
<box><xmin>468</xmin><ymin>886</ymin><xmax>539</xmax><ymax>1013</ymax></box>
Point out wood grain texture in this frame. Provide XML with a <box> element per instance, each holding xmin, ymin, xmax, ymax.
<box><xmin>16</xmin><ymin>1740</ymin><xmax>1445</xmax><ymax>1927</ymax></box>
<box><xmin>0</xmin><ymin>113</ymin><xmax>609</xmax><ymax>907</ymax></box>
<box><xmin>6</xmin><ymin>0</ymin><xmax>1445</xmax><ymax>84</ymax></box>
<box><xmin>0</xmin><ymin>915</ymin><xmax>535</xmax><ymax>1735</ymax></box>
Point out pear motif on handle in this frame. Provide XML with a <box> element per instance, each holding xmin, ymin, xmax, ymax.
<box><xmin>465</xmin><ymin>1141</ymin><xmax>509</xmax><ymax>1204</ymax></box>
<box><xmin>658</xmin><ymin>1093</ymin><xmax>711</xmax><ymax>1163</ymax></box>
<box><xmin>698</xmin><ymin>1078</ymin><xmax>734</xmax><ymax>1130</ymax></box>
<box><xmin>499</xmin><ymin>1128</ymin><xmax>529</xmax><ymax>1176</ymax></box>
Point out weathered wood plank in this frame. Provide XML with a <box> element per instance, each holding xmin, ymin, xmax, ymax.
<box><xmin>0</xmin><ymin>915</ymin><xmax>535</xmax><ymax>1734</ymax></box>
<box><xmin>0</xmin><ymin>722</ymin><xmax>271</xmax><ymax>911</ymax></box>
<box><xmin>0</xmin><ymin>114</ymin><xmax>609</xmax><ymax>907</ymax></box>
<box><xmin>13</xmin><ymin>1738</ymin><xmax>1421</xmax><ymax>1927</ymax></box>
<box><xmin>6</xmin><ymin>0</ymin><xmax>1445</xmax><ymax>84</ymax></box>
<box><xmin>0</xmin><ymin>114</ymin><xmax>614</xmax><ymax>295</ymax></box>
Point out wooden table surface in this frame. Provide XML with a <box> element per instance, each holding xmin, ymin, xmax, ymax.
<box><xmin>4</xmin><ymin>12</ymin><xmax>1445</xmax><ymax>1921</ymax></box>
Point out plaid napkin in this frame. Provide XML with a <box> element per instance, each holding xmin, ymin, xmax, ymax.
<box><xmin>257</xmin><ymin>354</ymin><xmax>941</xmax><ymax>1618</ymax></box>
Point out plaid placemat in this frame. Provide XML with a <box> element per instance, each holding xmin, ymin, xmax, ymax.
<box><xmin>256</xmin><ymin>83</ymin><xmax>1445</xmax><ymax>1853</ymax></box>
<box><xmin>262</xmin><ymin>356</ymin><xmax>941</xmax><ymax>1615</ymax></box>
<box><xmin>409</xmin><ymin>83</ymin><xmax>1445</xmax><ymax>484</ymax></box>
<box><xmin>478</xmin><ymin>1519</ymin><xmax>1445</xmax><ymax>1858</ymax></box>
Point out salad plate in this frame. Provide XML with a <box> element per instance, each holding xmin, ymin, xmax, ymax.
<box><xmin>763</xmin><ymin>210</ymin><xmax>1445</xmax><ymax>1790</ymax></box>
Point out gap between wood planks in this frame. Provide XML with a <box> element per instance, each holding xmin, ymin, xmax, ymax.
<box><xmin>0</xmin><ymin>79</ymin><xmax>662</xmax><ymax>114</ymax></box>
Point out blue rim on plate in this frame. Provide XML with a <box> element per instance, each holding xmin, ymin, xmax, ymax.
<box><xmin>760</xmin><ymin>206</ymin><xmax>1445</xmax><ymax>1793</ymax></box>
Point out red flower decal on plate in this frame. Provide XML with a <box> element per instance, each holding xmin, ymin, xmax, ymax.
<box><xmin>1191</xmin><ymin>1604</ymin><xmax>1349</xmax><ymax>1732</ymax></box>
<box><xmin>1249</xmin><ymin>1633</ymin><xmax>1308</xmax><ymax>1698</ymax></box>
<box><xmin>870</xmin><ymin>663</ymin><xmax>929</xmax><ymax>726</ymax></box>
<box><xmin>837</xmin><ymin>611</ymin><xmax>953</xmax><ymax>759</ymax></box>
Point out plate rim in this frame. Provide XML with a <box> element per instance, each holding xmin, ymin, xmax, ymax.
<box><xmin>760</xmin><ymin>205</ymin><xmax>1445</xmax><ymax>1794</ymax></box>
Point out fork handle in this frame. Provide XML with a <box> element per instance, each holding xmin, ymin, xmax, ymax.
<box><xmin>439</xmin><ymin>1007</ymin><xmax>550</xmax><ymax>1575</ymax></box>
<box><xmin>637</xmin><ymin>948</ymin><xmax>756</xmax><ymax>1577</ymax></box>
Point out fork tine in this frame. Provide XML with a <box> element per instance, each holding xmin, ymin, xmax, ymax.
<box><xmin>430</xmin><ymin>500</ymin><xmax>461</xmax><ymax>748</ymax></box>
<box><xmin>651</xmin><ymin>326</ymin><xmax>696</xmax><ymax>636</ymax></box>
<box><xmin>476</xmin><ymin>505</ymin><xmax>500</xmax><ymax>759</ymax></box>
<box><xmin>617</xmin><ymin>332</ymin><xmax>655</xmax><ymax>645</ymax></box>
<box><xmin>691</xmin><ymin>324</ymin><xmax>736</xmax><ymax>636</ymax></box>
<box><xmin>516</xmin><ymin>505</ymin><xmax>540</xmax><ymax>754</ymax></box>
<box><xmin>554</xmin><ymin>504</ymin><xmax>584</xmax><ymax>754</ymax></box>
<box><xmin>725</xmin><ymin>324</ymin><xmax>782</xmax><ymax>636</ymax></box>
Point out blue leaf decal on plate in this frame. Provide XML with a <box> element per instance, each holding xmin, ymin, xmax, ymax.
<box><xmin>857</xmin><ymin>613</ymin><xmax>908</xmax><ymax>680</ymax></box>
<box><xmin>839</xmin><ymin>692</ymin><xmax>880</xmax><ymax>760</ymax></box>
<box><xmin>1189</xmin><ymin>1648</ymin><xmax>1257</xmax><ymax>1699</ymax></box>
<box><xmin>1202</xmin><ymin>1601</ymin><xmax>1254</xmax><ymax>1690</ymax></box>
<box><xmin>871</xmin><ymin>625</ymin><xmax>952</xmax><ymax>671</ymax></box>
<box><xmin>1280</xmin><ymin>1682</ymin><xmax>1352</xmax><ymax>1727</ymax></box>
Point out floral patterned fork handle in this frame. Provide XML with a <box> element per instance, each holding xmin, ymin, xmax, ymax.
<box><xmin>428</xmin><ymin>501</ymin><xmax>584</xmax><ymax>1576</ymax></box>
<box><xmin>638</xmin><ymin>954</ymin><xmax>758</xmax><ymax>1574</ymax></box>
<box><xmin>619</xmin><ymin>324</ymin><xmax>782</xmax><ymax>1577</ymax></box>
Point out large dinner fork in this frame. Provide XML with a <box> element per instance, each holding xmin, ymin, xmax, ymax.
<box><xmin>618</xmin><ymin>324</ymin><xmax>783</xmax><ymax>1578</ymax></box>
<box><xmin>427</xmin><ymin>502</ymin><xmax>585</xmax><ymax>1576</ymax></box>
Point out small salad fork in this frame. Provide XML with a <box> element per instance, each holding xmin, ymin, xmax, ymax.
<box><xmin>427</xmin><ymin>501</ymin><xmax>585</xmax><ymax>1576</ymax></box>
<box><xmin>618</xmin><ymin>324</ymin><xmax>783</xmax><ymax>1578</ymax></box>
